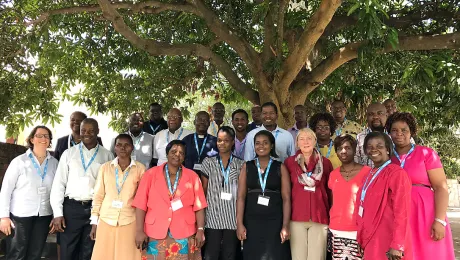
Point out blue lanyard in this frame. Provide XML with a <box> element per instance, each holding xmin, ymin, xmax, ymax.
<box><xmin>28</xmin><ymin>153</ymin><xmax>49</xmax><ymax>182</ymax></box>
<box><xmin>211</xmin><ymin>122</ymin><xmax>217</xmax><ymax>135</ymax></box>
<box><xmin>166</xmin><ymin>128</ymin><xmax>183</xmax><ymax>143</ymax></box>
<box><xmin>149</xmin><ymin>123</ymin><xmax>161</xmax><ymax>134</ymax></box>
<box><xmin>393</xmin><ymin>144</ymin><xmax>415</xmax><ymax>169</ymax></box>
<box><xmin>335</xmin><ymin>118</ymin><xmax>347</xmax><ymax>136</ymax></box>
<box><xmin>165</xmin><ymin>164</ymin><xmax>181</xmax><ymax>197</ymax></box>
<box><xmin>219</xmin><ymin>155</ymin><xmax>233</xmax><ymax>186</ymax></box>
<box><xmin>360</xmin><ymin>160</ymin><xmax>391</xmax><ymax>203</ymax></box>
<box><xmin>273</xmin><ymin>130</ymin><xmax>279</xmax><ymax>140</ymax></box>
<box><xmin>256</xmin><ymin>157</ymin><xmax>273</xmax><ymax>194</ymax></box>
<box><xmin>130</xmin><ymin>131</ymin><xmax>144</xmax><ymax>148</ymax></box>
<box><xmin>194</xmin><ymin>134</ymin><xmax>208</xmax><ymax>162</ymax></box>
<box><xmin>115</xmin><ymin>165</ymin><xmax>131</xmax><ymax>195</ymax></box>
<box><xmin>316</xmin><ymin>140</ymin><xmax>333</xmax><ymax>158</ymax></box>
<box><xmin>79</xmin><ymin>143</ymin><xmax>100</xmax><ymax>173</ymax></box>
<box><xmin>237</xmin><ymin>139</ymin><xmax>246</xmax><ymax>157</ymax></box>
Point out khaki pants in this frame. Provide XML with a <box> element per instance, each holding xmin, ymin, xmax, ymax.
<box><xmin>290</xmin><ymin>221</ymin><xmax>328</xmax><ymax>260</ymax></box>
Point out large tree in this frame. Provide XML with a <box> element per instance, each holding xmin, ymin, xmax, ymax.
<box><xmin>1</xmin><ymin>0</ymin><xmax>460</xmax><ymax>134</ymax></box>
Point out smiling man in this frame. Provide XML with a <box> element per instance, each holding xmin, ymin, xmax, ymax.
<box><xmin>208</xmin><ymin>102</ymin><xmax>226</xmax><ymax>136</ymax></box>
<box><xmin>231</xmin><ymin>109</ymin><xmax>249</xmax><ymax>158</ymax></box>
<box><xmin>243</xmin><ymin>102</ymin><xmax>295</xmax><ymax>162</ymax></box>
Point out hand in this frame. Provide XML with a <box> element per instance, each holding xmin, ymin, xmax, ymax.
<box><xmin>49</xmin><ymin>219</ymin><xmax>56</xmax><ymax>234</ymax></box>
<box><xmin>237</xmin><ymin>224</ymin><xmax>247</xmax><ymax>241</ymax></box>
<box><xmin>387</xmin><ymin>248</ymin><xmax>403</xmax><ymax>260</ymax></box>
<box><xmin>52</xmin><ymin>217</ymin><xmax>66</xmax><ymax>232</ymax></box>
<box><xmin>90</xmin><ymin>225</ymin><xmax>97</xmax><ymax>240</ymax></box>
<box><xmin>135</xmin><ymin>230</ymin><xmax>148</xmax><ymax>250</ymax></box>
<box><xmin>280</xmin><ymin>225</ymin><xmax>290</xmax><ymax>243</ymax></box>
<box><xmin>0</xmin><ymin>218</ymin><xmax>12</xmax><ymax>236</ymax></box>
<box><xmin>431</xmin><ymin>220</ymin><xmax>446</xmax><ymax>241</ymax></box>
<box><xmin>194</xmin><ymin>230</ymin><xmax>205</xmax><ymax>248</ymax></box>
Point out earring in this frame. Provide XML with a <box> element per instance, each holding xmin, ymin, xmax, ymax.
<box><xmin>387</xmin><ymin>151</ymin><xmax>390</xmax><ymax>154</ymax></box>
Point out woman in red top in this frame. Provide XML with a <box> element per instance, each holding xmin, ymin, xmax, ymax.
<box><xmin>284</xmin><ymin>128</ymin><xmax>333</xmax><ymax>260</ymax></box>
<box><xmin>357</xmin><ymin>131</ymin><xmax>412</xmax><ymax>260</ymax></box>
<box><xmin>328</xmin><ymin>134</ymin><xmax>370</xmax><ymax>260</ymax></box>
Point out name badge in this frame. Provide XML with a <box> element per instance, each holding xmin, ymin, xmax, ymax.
<box><xmin>193</xmin><ymin>164</ymin><xmax>202</xmax><ymax>171</ymax></box>
<box><xmin>221</xmin><ymin>192</ymin><xmax>232</xmax><ymax>200</ymax></box>
<box><xmin>171</xmin><ymin>198</ymin><xmax>183</xmax><ymax>211</ymax></box>
<box><xmin>257</xmin><ymin>195</ymin><xmax>270</xmax><ymax>206</ymax></box>
<box><xmin>37</xmin><ymin>186</ymin><xmax>47</xmax><ymax>195</ymax></box>
<box><xmin>304</xmin><ymin>186</ymin><xmax>316</xmax><ymax>192</ymax></box>
<box><xmin>358</xmin><ymin>206</ymin><xmax>364</xmax><ymax>217</ymax></box>
<box><xmin>111</xmin><ymin>200</ymin><xmax>123</xmax><ymax>209</ymax></box>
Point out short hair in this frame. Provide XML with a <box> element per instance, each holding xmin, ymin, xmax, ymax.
<box><xmin>333</xmin><ymin>134</ymin><xmax>357</xmax><ymax>153</ymax></box>
<box><xmin>296</xmin><ymin>128</ymin><xmax>316</xmax><ymax>143</ymax></box>
<box><xmin>72</xmin><ymin>111</ymin><xmax>87</xmax><ymax>119</ymax></box>
<box><xmin>232</xmin><ymin>109</ymin><xmax>249</xmax><ymax>120</ymax></box>
<box><xmin>261</xmin><ymin>102</ymin><xmax>278</xmax><ymax>114</ymax></box>
<box><xmin>385</xmin><ymin>112</ymin><xmax>417</xmax><ymax>137</ymax></box>
<box><xmin>165</xmin><ymin>140</ymin><xmax>186</xmax><ymax>156</ymax></box>
<box><xmin>27</xmin><ymin>125</ymin><xmax>53</xmax><ymax>149</ymax></box>
<box><xmin>149</xmin><ymin>102</ymin><xmax>162</xmax><ymax>109</ymax></box>
<box><xmin>254</xmin><ymin>130</ymin><xmax>278</xmax><ymax>158</ymax></box>
<box><xmin>81</xmin><ymin>118</ymin><xmax>99</xmax><ymax>130</ymax></box>
<box><xmin>331</xmin><ymin>100</ymin><xmax>345</xmax><ymax>106</ymax></box>
<box><xmin>363</xmin><ymin>131</ymin><xmax>394</xmax><ymax>158</ymax></box>
<box><xmin>114</xmin><ymin>133</ymin><xmax>134</xmax><ymax>147</ymax></box>
<box><xmin>213</xmin><ymin>102</ymin><xmax>225</xmax><ymax>108</ymax></box>
<box><xmin>308</xmin><ymin>112</ymin><xmax>337</xmax><ymax>136</ymax></box>
<box><xmin>218</xmin><ymin>126</ymin><xmax>236</xmax><ymax>151</ymax></box>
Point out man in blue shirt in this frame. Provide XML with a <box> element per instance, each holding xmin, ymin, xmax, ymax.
<box><xmin>244</xmin><ymin>102</ymin><xmax>295</xmax><ymax>162</ymax></box>
<box><xmin>247</xmin><ymin>105</ymin><xmax>262</xmax><ymax>131</ymax></box>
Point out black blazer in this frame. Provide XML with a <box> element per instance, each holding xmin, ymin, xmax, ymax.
<box><xmin>54</xmin><ymin>135</ymin><xmax>104</xmax><ymax>161</ymax></box>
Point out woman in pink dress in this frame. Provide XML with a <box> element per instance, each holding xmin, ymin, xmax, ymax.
<box><xmin>387</xmin><ymin>112</ymin><xmax>455</xmax><ymax>260</ymax></box>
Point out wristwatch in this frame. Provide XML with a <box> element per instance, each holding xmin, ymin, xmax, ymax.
<box><xmin>197</xmin><ymin>227</ymin><xmax>205</xmax><ymax>231</ymax></box>
<box><xmin>435</xmin><ymin>218</ymin><xmax>447</xmax><ymax>227</ymax></box>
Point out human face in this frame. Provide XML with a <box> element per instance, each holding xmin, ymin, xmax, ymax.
<box><xmin>114</xmin><ymin>137</ymin><xmax>134</xmax><ymax>159</ymax></box>
<box><xmin>384</xmin><ymin>100</ymin><xmax>397</xmax><ymax>115</ymax></box>
<box><xmin>315</xmin><ymin>120</ymin><xmax>331</xmax><ymax>141</ymax></box>
<box><xmin>70</xmin><ymin>112</ymin><xmax>85</xmax><ymax>134</ymax></box>
<box><xmin>366</xmin><ymin>104</ymin><xmax>387</xmax><ymax>130</ymax></box>
<box><xmin>336</xmin><ymin>140</ymin><xmax>355</xmax><ymax>164</ymax></box>
<box><xmin>262</xmin><ymin>106</ymin><xmax>278</xmax><ymax>128</ymax></box>
<box><xmin>212</xmin><ymin>103</ymin><xmax>225</xmax><ymax>121</ymax></box>
<box><xmin>390</xmin><ymin>121</ymin><xmax>412</xmax><ymax>148</ymax></box>
<box><xmin>254</xmin><ymin>134</ymin><xmax>272</xmax><ymax>157</ymax></box>
<box><xmin>217</xmin><ymin>131</ymin><xmax>234</xmax><ymax>154</ymax></box>
<box><xmin>167</xmin><ymin>109</ymin><xmax>183</xmax><ymax>132</ymax></box>
<box><xmin>365</xmin><ymin>137</ymin><xmax>390</xmax><ymax>165</ymax></box>
<box><xmin>167</xmin><ymin>144</ymin><xmax>185</xmax><ymax>167</ymax></box>
<box><xmin>194</xmin><ymin>113</ymin><xmax>210</xmax><ymax>134</ymax></box>
<box><xmin>149</xmin><ymin>105</ymin><xmax>163</xmax><ymax>121</ymax></box>
<box><xmin>129</xmin><ymin>113</ymin><xmax>144</xmax><ymax>133</ymax></box>
<box><xmin>294</xmin><ymin>106</ymin><xmax>307</xmax><ymax>123</ymax></box>
<box><xmin>331</xmin><ymin>102</ymin><xmax>346</xmax><ymax>124</ymax></box>
<box><xmin>251</xmin><ymin>106</ymin><xmax>261</xmax><ymax>122</ymax></box>
<box><xmin>232</xmin><ymin>112</ymin><xmax>248</xmax><ymax>133</ymax></box>
<box><xmin>31</xmin><ymin>128</ymin><xmax>51</xmax><ymax>150</ymax></box>
<box><xmin>80</xmin><ymin>122</ymin><xmax>99</xmax><ymax>146</ymax></box>
<box><xmin>297</xmin><ymin>131</ymin><xmax>315</xmax><ymax>154</ymax></box>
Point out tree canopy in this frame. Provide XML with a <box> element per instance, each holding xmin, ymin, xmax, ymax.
<box><xmin>1</xmin><ymin>0</ymin><xmax>459</xmax><ymax>136</ymax></box>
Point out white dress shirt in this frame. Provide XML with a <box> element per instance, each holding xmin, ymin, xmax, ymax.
<box><xmin>0</xmin><ymin>149</ymin><xmax>58</xmax><ymax>218</ymax></box>
<box><xmin>50</xmin><ymin>143</ymin><xmax>113</xmax><ymax>217</ymax></box>
<box><xmin>110</xmin><ymin>131</ymin><xmax>154</xmax><ymax>169</ymax></box>
<box><xmin>244</xmin><ymin>125</ymin><xmax>296</xmax><ymax>162</ymax></box>
<box><xmin>153</xmin><ymin>127</ymin><xmax>192</xmax><ymax>165</ymax></box>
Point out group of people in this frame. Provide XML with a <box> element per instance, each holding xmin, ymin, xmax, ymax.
<box><xmin>0</xmin><ymin>99</ymin><xmax>455</xmax><ymax>260</ymax></box>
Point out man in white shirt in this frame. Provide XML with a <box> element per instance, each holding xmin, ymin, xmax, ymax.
<box><xmin>208</xmin><ymin>102</ymin><xmax>226</xmax><ymax>136</ymax></box>
<box><xmin>152</xmin><ymin>108</ymin><xmax>192</xmax><ymax>166</ymax></box>
<box><xmin>244</xmin><ymin>102</ymin><xmax>296</xmax><ymax>162</ymax></box>
<box><xmin>50</xmin><ymin>118</ymin><xmax>113</xmax><ymax>260</ymax></box>
<box><xmin>110</xmin><ymin>113</ymin><xmax>154</xmax><ymax>169</ymax></box>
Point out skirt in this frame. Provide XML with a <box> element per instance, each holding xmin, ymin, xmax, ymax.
<box><xmin>91</xmin><ymin>220</ymin><xmax>141</xmax><ymax>260</ymax></box>
<box><xmin>328</xmin><ymin>229</ymin><xmax>363</xmax><ymax>260</ymax></box>
<box><xmin>143</xmin><ymin>231</ymin><xmax>202</xmax><ymax>260</ymax></box>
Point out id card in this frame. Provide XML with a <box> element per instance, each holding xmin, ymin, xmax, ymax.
<box><xmin>37</xmin><ymin>186</ymin><xmax>47</xmax><ymax>195</ymax></box>
<box><xmin>358</xmin><ymin>206</ymin><xmax>364</xmax><ymax>217</ymax></box>
<box><xmin>221</xmin><ymin>192</ymin><xmax>232</xmax><ymax>200</ymax></box>
<box><xmin>257</xmin><ymin>195</ymin><xmax>270</xmax><ymax>206</ymax></box>
<box><xmin>193</xmin><ymin>164</ymin><xmax>202</xmax><ymax>171</ymax></box>
<box><xmin>171</xmin><ymin>198</ymin><xmax>183</xmax><ymax>211</ymax></box>
<box><xmin>111</xmin><ymin>200</ymin><xmax>123</xmax><ymax>209</ymax></box>
<box><xmin>304</xmin><ymin>186</ymin><xmax>316</xmax><ymax>192</ymax></box>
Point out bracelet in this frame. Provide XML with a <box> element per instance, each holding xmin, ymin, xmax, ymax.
<box><xmin>435</xmin><ymin>218</ymin><xmax>447</xmax><ymax>227</ymax></box>
<box><xmin>197</xmin><ymin>227</ymin><xmax>205</xmax><ymax>231</ymax></box>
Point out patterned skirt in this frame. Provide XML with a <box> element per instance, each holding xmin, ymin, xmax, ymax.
<box><xmin>328</xmin><ymin>229</ymin><xmax>363</xmax><ymax>260</ymax></box>
<box><xmin>142</xmin><ymin>231</ymin><xmax>202</xmax><ymax>260</ymax></box>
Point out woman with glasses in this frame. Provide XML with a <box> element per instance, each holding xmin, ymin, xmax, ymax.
<box><xmin>309</xmin><ymin>112</ymin><xmax>341</xmax><ymax>169</ymax></box>
<box><xmin>0</xmin><ymin>126</ymin><xmax>58</xmax><ymax>260</ymax></box>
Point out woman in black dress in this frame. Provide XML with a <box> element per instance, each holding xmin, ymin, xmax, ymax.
<box><xmin>236</xmin><ymin>130</ymin><xmax>291</xmax><ymax>259</ymax></box>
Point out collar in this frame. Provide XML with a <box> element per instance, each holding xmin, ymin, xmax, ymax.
<box><xmin>317</xmin><ymin>139</ymin><xmax>332</xmax><ymax>148</ymax></box>
<box><xmin>261</xmin><ymin>125</ymin><xmax>281</xmax><ymax>133</ymax></box>
<box><xmin>80</xmin><ymin>143</ymin><xmax>99</xmax><ymax>152</ymax></box>
<box><xmin>26</xmin><ymin>149</ymin><xmax>52</xmax><ymax>160</ymax></box>
<box><xmin>111</xmin><ymin>157</ymin><xmax>137</xmax><ymax>168</ymax></box>
<box><xmin>291</xmin><ymin>122</ymin><xmax>308</xmax><ymax>131</ymax></box>
<box><xmin>235</xmin><ymin>136</ymin><xmax>247</xmax><ymax>143</ymax></box>
<box><xmin>128</xmin><ymin>130</ymin><xmax>143</xmax><ymax>138</ymax></box>
<box><xmin>168</xmin><ymin>127</ymin><xmax>183</xmax><ymax>135</ymax></box>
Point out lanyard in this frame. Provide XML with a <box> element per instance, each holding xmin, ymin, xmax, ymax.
<box><xmin>256</xmin><ymin>157</ymin><xmax>273</xmax><ymax>194</ymax></box>
<box><xmin>165</xmin><ymin>164</ymin><xmax>181</xmax><ymax>197</ymax></box>
<box><xmin>194</xmin><ymin>134</ymin><xmax>208</xmax><ymax>162</ymax></box>
<box><xmin>273</xmin><ymin>130</ymin><xmax>279</xmax><ymax>140</ymax></box>
<box><xmin>28</xmin><ymin>153</ymin><xmax>49</xmax><ymax>182</ymax></box>
<box><xmin>393</xmin><ymin>144</ymin><xmax>415</xmax><ymax>169</ymax></box>
<box><xmin>237</xmin><ymin>139</ymin><xmax>246</xmax><ymax>157</ymax></box>
<box><xmin>335</xmin><ymin>118</ymin><xmax>347</xmax><ymax>136</ymax></box>
<box><xmin>166</xmin><ymin>128</ymin><xmax>183</xmax><ymax>143</ymax></box>
<box><xmin>316</xmin><ymin>140</ymin><xmax>333</xmax><ymax>158</ymax></box>
<box><xmin>115</xmin><ymin>165</ymin><xmax>131</xmax><ymax>195</ymax></box>
<box><xmin>149</xmin><ymin>123</ymin><xmax>161</xmax><ymax>134</ymax></box>
<box><xmin>130</xmin><ymin>131</ymin><xmax>144</xmax><ymax>149</ymax></box>
<box><xmin>211</xmin><ymin>122</ymin><xmax>217</xmax><ymax>136</ymax></box>
<box><xmin>219</xmin><ymin>155</ymin><xmax>233</xmax><ymax>186</ymax></box>
<box><xmin>360</xmin><ymin>160</ymin><xmax>391</xmax><ymax>203</ymax></box>
<box><xmin>79</xmin><ymin>143</ymin><xmax>100</xmax><ymax>173</ymax></box>
<box><xmin>68</xmin><ymin>135</ymin><xmax>79</xmax><ymax>148</ymax></box>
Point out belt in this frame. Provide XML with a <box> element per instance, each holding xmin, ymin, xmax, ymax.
<box><xmin>65</xmin><ymin>197</ymin><xmax>92</xmax><ymax>205</ymax></box>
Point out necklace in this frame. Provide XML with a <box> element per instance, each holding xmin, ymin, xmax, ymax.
<box><xmin>340</xmin><ymin>164</ymin><xmax>356</xmax><ymax>180</ymax></box>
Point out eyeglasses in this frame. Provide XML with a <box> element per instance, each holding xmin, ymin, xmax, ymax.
<box><xmin>167</xmin><ymin>116</ymin><xmax>182</xmax><ymax>120</ymax></box>
<box><xmin>316</xmin><ymin>126</ymin><xmax>330</xmax><ymax>131</ymax></box>
<box><xmin>34</xmin><ymin>134</ymin><xmax>51</xmax><ymax>139</ymax></box>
